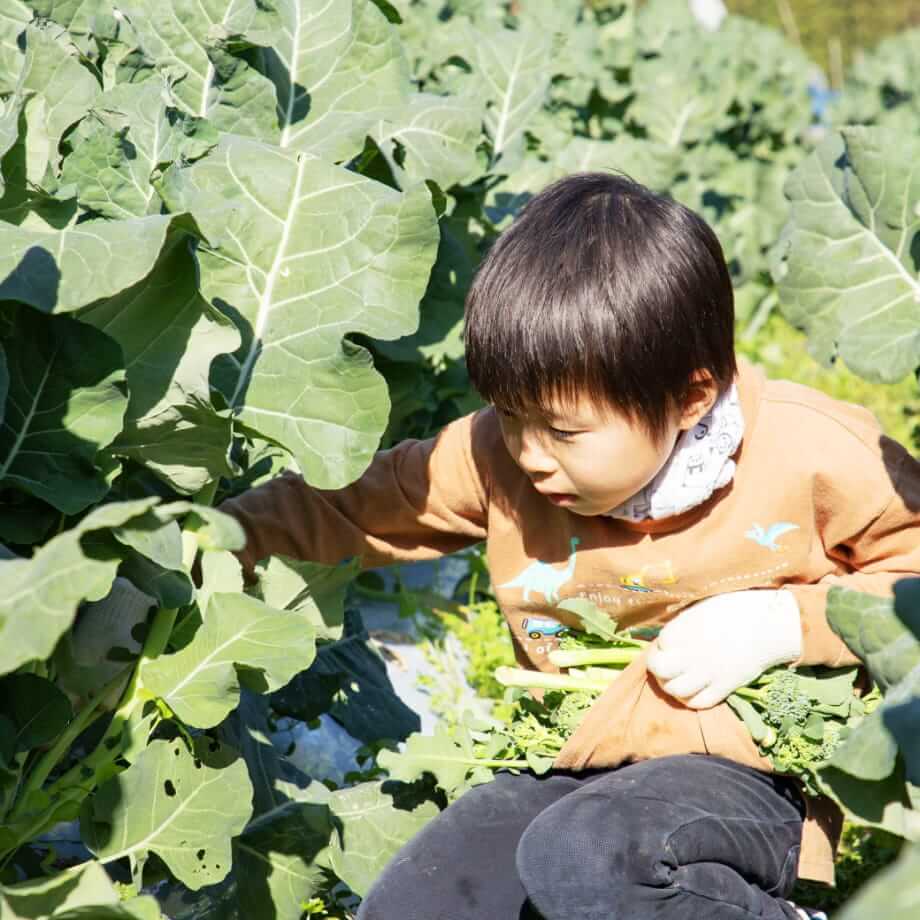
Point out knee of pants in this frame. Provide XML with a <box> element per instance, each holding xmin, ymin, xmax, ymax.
<box><xmin>515</xmin><ymin>788</ymin><xmax>664</xmax><ymax>913</ymax></box>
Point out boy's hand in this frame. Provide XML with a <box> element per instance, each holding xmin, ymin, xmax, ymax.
<box><xmin>646</xmin><ymin>590</ymin><xmax>803</xmax><ymax>709</ymax></box>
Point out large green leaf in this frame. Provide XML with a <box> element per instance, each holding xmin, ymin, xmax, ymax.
<box><xmin>827</xmin><ymin>708</ymin><xmax>899</xmax><ymax>781</ymax></box>
<box><xmin>83</xmin><ymin>738</ymin><xmax>253</xmax><ymax>890</ymax></box>
<box><xmin>0</xmin><ymin>673</ymin><xmax>72</xmax><ymax>752</ymax></box>
<box><xmin>827</xmin><ymin>587</ymin><xmax>920</xmax><ymax>692</ymax></box>
<box><xmin>836</xmin><ymin>842</ymin><xmax>920</xmax><ymax>920</ymax></box>
<box><xmin>117</xmin><ymin>0</ymin><xmax>281</xmax><ymax>142</ymax></box>
<box><xmin>370</xmin><ymin>94</ymin><xmax>482</xmax><ymax>190</ymax></box>
<box><xmin>377</xmin><ymin>723</ymin><xmax>488</xmax><ymax>798</ymax></box>
<box><xmin>142</xmin><ymin>592</ymin><xmax>316</xmax><ymax>728</ymax></box>
<box><xmin>0</xmin><ymin>213</ymin><xmax>173</xmax><ymax>313</ymax></box>
<box><xmin>776</xmin><ymin>127</ymin><xmax>920</xmax><ymax>383</ymax></box>
<box><xmin>160</xmin><ymin>133</ymin><xmax>438</xmax><ymax>488</ymax></box>
<box><xmin>234</xmin><ymin>794</ymin><xmax>332</xmax><ymax>919</ymax></box>
<box><xmin>0</xmin><ymin>861</ymin><xmax>161</xmax><ymax>919</ymax></box>
<box><xmin>817</xmin><ymin>764</ymin><xmax>920</xmax><ymax>839</ymax></box>
<box><xmin>271</xmin><ymin>611</ymin><xmax>419</xmax><ymax>745</ymax></box>
<box><xmin>0</xmin><ymin>310</ymin><xmax>127</xmax><ymax>513</ymax></box>
<box><xmin>24</xmin><ymin>1</ymin><xmax>116</xmax><ymax>29</ymax></box>
<box><xmin>0</xmin><ymin>96</ymin><xmax>24</xmax><ymax>198</ymax></box>
<box><xmin>61</xmin><ymin>80</ymin><xmax>219</xmax><ymax>220</ymax></box>
<box><xmin>321</xmin><ymin>781</ymin><xmax>438</xmax><ymax>897</ymax></box>
<box><xmin>0</xmin><ymin>3</ymin><xmax>29</xmax><ymax>94</ymax></box>
<box><xmin>113</xmin><ymin>402</ymin><xmax>235</xmax><ymax>495</ymax></box>
<box><xmin>14</xmin><ymin>24</ymin><xmax>100</xmax><ymax>185</ymax></box>
<box><xmin>370</xmin><ymin>222</ymin><xmax>472</xmax><ymax>365</ymax></box>
<box><xmin>253</xmin><ymin>554</ymin><xmax>360</xmax><ymax>641</ymax></box>
<box><xmin>832</xmin><ymin>28</ymin><xmax>920</xmax><ymax>134</ymax></box>
<box><xmin>80</xmin><ymin>233</ymin><xmax>239</xmax><ymax>492</ymax></box>
<box><xmin>158</xmin><ymin>501</ymin><xmax>246</xmax><ymax>554</ymax></box>
<box><xmin>629</xmin><ymin>34</ymin><xmax>734</xmax><ymax>148</ymax></box>
<box><xmin>0</xmin><ymin>498</ymin><xmax>157</xmax><ymax>676</ymax></box>
<box><xmin>265</xmin><ymin>0</ymin><xmax>410</xmax><ymax>161</ymax></box>
<box><xmin>555</xmin><ymin>137</ymin><xmax>680</xmax><ymax>194</ymax></box>
<box><xmin>881</xmin><ymin>665</ymin><xmax>920</xmax><ymax>786</ymax></box>
<box><xmin>464</xmin><ymin>25</ymin><xmax>551</xmax><ymax>162</ymax></box>
<box><xmin>217</xmin><ymin>692</ymin><xmax>336</xmax><ymax>918</ymax></box>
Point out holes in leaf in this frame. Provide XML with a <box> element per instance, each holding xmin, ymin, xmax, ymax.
<box><xmin>196</xmin><ymin>849</ymin><xmax>205</xmax><ymax>861</ymax></box>
<box><xmin>194</xmin><ymin>758</ymin><xmax>202</xmax><ymax>770</ymax></box>
<box><xmin>164</xmin><ymin>780</ymin><xmax>177</xmax><ymax>797</ymax></box>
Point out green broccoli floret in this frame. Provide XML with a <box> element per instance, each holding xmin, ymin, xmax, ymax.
<box><xmin>762</xmin><ymin>669</ymin><xmax>812</xmax><ymax>728</ymax></box>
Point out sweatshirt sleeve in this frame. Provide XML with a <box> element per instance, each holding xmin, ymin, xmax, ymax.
<box><xmin>788</xmin><ymin>438</ymin><xmax>920</xmax><ymax>667</ymax></box>
<box><xmin>219</xmin><ymin>410</ymin><xmax>491</xmax><ymax>573</ymax></box>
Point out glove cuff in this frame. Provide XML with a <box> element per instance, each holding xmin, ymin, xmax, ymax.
<box><xmin>768</xmin><ymin>588</ymin><xmax>803</xmax><ymax>665</ymax></box>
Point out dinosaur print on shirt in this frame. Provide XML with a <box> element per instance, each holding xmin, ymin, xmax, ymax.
<box><xmin>498</xmin><ymin>536</ymin><xmax>580</xmax><ymax>604</ymax></box>
<box><xmin>746</xmin><ymin>522</ymin><xmax>800</xmax><ymax>552</ymax></box>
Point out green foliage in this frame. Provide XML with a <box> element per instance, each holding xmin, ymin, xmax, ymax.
<box><xmin>438</xmin><ymin>600</ymin><xmax>517</xmax><ymax>709</ymax></box>
<box><xmin>831</xmin><ymin>28</ymin><xmax>920</xmax><ymax>132</ymax></box>
<box><xmin>738</xmin><ymin>315</ymin><xmax>920</xmax><ymax>451</ymax></box>
<box><xmin>0</xmin><ymin>1</ymin><xmax>451</xmax><ymax>911</ymax></box>
<box><xmin>815</xmin><ymin>584</ymin><xmax>920</xmax><ymax>841</ymax></box>
<box><xmin>834</xmin><ymin>840</ymin><xmax>920</xmax><ymax>920</ymax></box>
<box><xmin>774</xmin><ymin>126</ymin><xmax>920</xmax><ymax>384</ymax></box>
<box><xmin>0</xmin><ymin>861</ymin><xmax>160</xmax><ymax>918</ymax></box>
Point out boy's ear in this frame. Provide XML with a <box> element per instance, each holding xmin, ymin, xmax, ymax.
<box><xmin>677</xmin><ymin>371</ymin><xmax>719</xmax><ymax>431</ymax></box>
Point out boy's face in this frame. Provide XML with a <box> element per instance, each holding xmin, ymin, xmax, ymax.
<box><xmin>496</xmin><ymin>384</ymin><xmax>716</xmax><ymax>517</ymax></box>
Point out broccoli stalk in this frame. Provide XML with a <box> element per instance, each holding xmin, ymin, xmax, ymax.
<box><xmin>547</xmin><ymin>646</ymin><xmax>639</xmax><ymax>668</ymax></box>
<box><xmin>495</xmin><ymin>665</ymin><xmax>613</xmax><ymax>694</ymax></box>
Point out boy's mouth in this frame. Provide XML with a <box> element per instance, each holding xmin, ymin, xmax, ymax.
<box><xmin>543</xmin><ymin>492</ymin><xmax>577</xmax><ymax>506</ymax></box>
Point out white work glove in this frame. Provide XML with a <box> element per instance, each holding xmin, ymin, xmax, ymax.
<box><xmin>646</xmin><ymin>589</ymin><xmax>803</xmax><ymax>709</ymax></box>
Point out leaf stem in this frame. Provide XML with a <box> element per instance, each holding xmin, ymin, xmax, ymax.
<box><xmin>495</xmin><ymin>666</ymin><xmax>611</xmax><ymax>694</ymax></box>
<box><xmin>194</xmin><ymin>479</ymin><xmax>219</xmax><ymax>508</ymax></box>
<box><xmin>732</xmin><ymin>685</ymin><xmax>765</xmax><ymax>704</ymax></box>
<box><xmin>13</xmin><ymin>666</ymin><xmax>132</xmax><ymax>812</ymax></box>
<box><xmin>548</xmin><ymin>647</ymin><xmax>638</xmax><ymax>668</ymax></box>
<box><xmin>45</xmin><ymin>606</ymin><xmax>178</xmax><ymax>800</ymax></box>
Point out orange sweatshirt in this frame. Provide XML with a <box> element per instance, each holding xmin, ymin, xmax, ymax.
<box><xmin>221</xmin><ymin>358</ymin><xmax>920</xmax><ymax>884</ymax></box>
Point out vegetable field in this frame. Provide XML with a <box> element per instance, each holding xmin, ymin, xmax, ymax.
<box><xmin>0</xmin><ymin>0</ymin><xmax>917</xmax><ymax>917</ymax></box>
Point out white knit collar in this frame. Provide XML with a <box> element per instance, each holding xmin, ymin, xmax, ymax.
<box><xmin>604</xmin><ymin>383</ymin><xmax>744</xmax><ymax>522</ymax></box>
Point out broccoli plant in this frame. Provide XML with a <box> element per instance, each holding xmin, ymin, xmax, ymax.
<box><xmin>381</xmin><ymin>599</ymin><xmax>879</xmax><ymax>801</ymax></box>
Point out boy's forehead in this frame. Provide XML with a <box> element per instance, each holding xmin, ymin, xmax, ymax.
<box><xmin>505</xmin><ymin>392</ymin><xmax>624</xmax><ymax>423</ymax></box>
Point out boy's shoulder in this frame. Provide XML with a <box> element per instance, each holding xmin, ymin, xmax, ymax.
<box><xmin>752</xmin><ymin>372</ymin><xmax>915</xmax><ymax>511</ymax></box>
<box><xmin>758</xmin><ymin>375</ymin><xmax>887</xmax><ymax>456</ymax></box>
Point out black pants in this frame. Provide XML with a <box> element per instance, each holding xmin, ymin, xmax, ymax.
<box><xmin>358</xmin><ymin>755</ymin><xmax>807</xmax><ymax>920</ymax></box>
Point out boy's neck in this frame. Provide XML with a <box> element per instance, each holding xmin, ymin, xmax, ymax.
<box><xmin>603</xmin><ymin>358</ymin><xmax>763</xmax><ymax>529</ymax></box>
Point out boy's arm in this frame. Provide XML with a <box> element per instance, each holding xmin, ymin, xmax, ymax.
<box><xmin>219</xmin><ymin>410</ymin><xmax>491</xmax><ymax>573</ymax></box>
<box><xmin>786</xmin><ymin>439</ymin><xmax>920</xmax><ymax>668</ymax></box>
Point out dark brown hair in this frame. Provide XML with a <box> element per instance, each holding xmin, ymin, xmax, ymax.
<box><xmin>463</xmin><ymin>172</ymin><xmax>737</xmax><ymax>440</ymax></box>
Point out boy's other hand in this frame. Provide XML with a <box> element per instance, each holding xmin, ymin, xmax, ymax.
<box><xmin>646</xmin><ymin>590</ymin><xmax>803</xmax><ymax>709</ymax></box>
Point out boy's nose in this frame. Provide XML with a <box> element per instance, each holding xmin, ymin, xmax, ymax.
<box><xmin>515</xmin><ymin>431</ymin><xmax>557</xmax><ymax>477</ymax></box>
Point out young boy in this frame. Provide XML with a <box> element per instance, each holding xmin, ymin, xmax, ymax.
<box><xmin>221</xmin><ymin>173</ymin><xmax>920</xmax><ymax>919</ymax></box>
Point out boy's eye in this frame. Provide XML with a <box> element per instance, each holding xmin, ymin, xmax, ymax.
<box><xmin>549</xmin><ymin>427</ymin><xmax>578</xmax><ymax>441</ymax></box>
